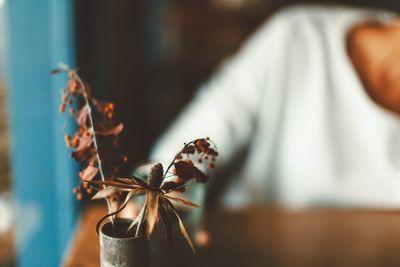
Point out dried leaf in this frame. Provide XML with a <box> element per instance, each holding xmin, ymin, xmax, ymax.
<box><xmin>115</xmin><ymin>177</ymin><xmax>136</xmax><ymax>184</ymax></box>
<box><xmin>130</xmin><ymin>177</ymin><xmax>150</xmax><ymax>189</ymax></box>
<box><xmin>163</xmin><ymin>198</ymin><xmax>195</xmax><ymax>253</ymax></box>
<box><xmin>113</xmin><ymin>177</ymin><xmax>149</xmax><ymax>190</ymax></box>
<box><xmin>123</xmin><ymin>202</ymin><xmax>146</xmax><ymax>236</ymax></box>
<box><xmin>158</xmin><ymin>202</ymin><xmax>174</xmax><ymax>250</ymax></box>
<box><xmin>133</xmin><ymin>200</ymin><xmax>147</xmax><ymax>237</ymax></box>
<box><xmin>145</xmin><ymin>191</ymin><xmax>160</xmax><ymax>239</ymax></box>
<box><xmin>96</xmin><ymin>123</ymin><xmax>124</xmax><ymax>136</ymax></box>
<box><xmin>160</xmin><ymin>181</ymin><xmax>185</xmax><ymax>193</ymax></box>
<box><xmin>92</xmin><ymin>186</ymin><xmax>126</xmax><ymax>199</ymax></box>
<box><xmin>174</xmin><ymin>160</ymin><xmax>209</xmax><ymax>183</ymax></box>
<box><xmin>163</xmin><ymin>195</ymin><xmax>200</xmax><ymax>208</ymax></box>
<box><xmin>95</xmin><ymin>190</ymin><xmax>137</xmax><ymax>234</ymax></box>
<box><xmin>79</xmin><ymin>164</ymin><xmax>98</xmax><ymax>181</ymax></box>
<box><xmin>86</xmin><ymin>179</ymin><xmax>143</xmax><ymax>190</ymax></box>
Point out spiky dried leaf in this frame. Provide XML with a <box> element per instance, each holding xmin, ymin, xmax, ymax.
<box><xmin>86</xmin><ymin>179</ymin><xmax>143</xmax><ymax>190</ymax></box>
<box><xmin>158</xmin><ymin>203</ymin><xmax>174</xmax><ymax>250</ymax></box>
<box><xmin>145</xmin><ymin>191</ymin><xmax>160</xmax><ymax>239</ymax></box>
<box><xmin>163</xmin><ymin>198</ymin><xmax>195</xmax><ymax>253</ymax></box>
<box><xmin>92</xmin><ymin>186</ymin><xmax>143</xmax><ymax>200</ymax></box>
<box><xmin>163</xmin><ymin>195</ymin><xmax>200</xmax><ymax>208</ymax></box>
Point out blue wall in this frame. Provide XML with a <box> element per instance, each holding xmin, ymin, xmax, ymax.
<box><xmin>6</xmin><ymin>0</ymin><xmax>78</xmax><ymax>266</ymax></box>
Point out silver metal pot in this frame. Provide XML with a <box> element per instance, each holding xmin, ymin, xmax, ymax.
<box><xmin>99</xmin><ymin>218</ymin><xmax>150</xmax><ymax>267</ymax></box>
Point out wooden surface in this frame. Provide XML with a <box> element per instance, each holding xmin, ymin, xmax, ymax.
<box><xmin>64</xmin><ymin>205</ymin><xmax>400</xmax><ymax>267</ymax></box>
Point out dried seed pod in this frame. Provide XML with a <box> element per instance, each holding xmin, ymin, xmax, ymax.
<box><xmin>148</xmin><ymin>163</ymin><xmax>164</xmax><ymax>190</ymax></box>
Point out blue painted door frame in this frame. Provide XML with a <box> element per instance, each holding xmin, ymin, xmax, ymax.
<box><xmin>6</xmin><ymin>0</ymin><xmax>78</xmax><ymax>266</ymax></box>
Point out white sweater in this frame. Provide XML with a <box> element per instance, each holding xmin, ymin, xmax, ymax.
<box><xmin>151</xmin><ymin>5</ymin><xmax>400</xmax><ymax>208</ymax></box>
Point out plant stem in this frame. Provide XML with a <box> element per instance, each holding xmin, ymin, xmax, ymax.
<box><xmin>163</xmin><ymin>141</ymin><xmax>194</xmax><ymax>176</ymax></box>
<box><xmin>75</xmin><ymin>73</ymin><xmax>116</xmax><ymax>229</ymax></box>
<box><xmin>87</xmin><ymin>105</ymin><xmax>116</xmax><ymax>227</ymax></box>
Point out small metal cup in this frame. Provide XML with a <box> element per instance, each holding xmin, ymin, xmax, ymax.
<box><xmin>100</xmin><ymin>218</ymin><xmax>150</xmax><ymax>267</ymax></box>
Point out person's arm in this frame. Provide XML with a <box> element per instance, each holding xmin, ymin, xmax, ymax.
<box><xmin>150</xmin><ymin>17</ymin><xmax>280</xmax><ymax>165</ymax></box>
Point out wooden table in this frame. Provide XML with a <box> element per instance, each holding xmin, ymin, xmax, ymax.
<box><xmin>64</xmin><ymin>205</ymin><xmax>400</xmax><ymax>267</ymax></box>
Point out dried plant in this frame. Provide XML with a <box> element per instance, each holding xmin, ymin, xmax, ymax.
<box><xmin>52</xmin><ymin>65</ymin><xmax>218</xmax><ymax>253</ymax></box>
<box><xmin>52</xmin><ymin>64</ymin><xmax>125</xmax><ymax>227</ymax></box>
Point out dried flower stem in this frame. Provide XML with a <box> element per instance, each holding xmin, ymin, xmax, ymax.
<box><xmin>163</xmin><ymin>142</ymin><xmax>193</xmax><ymax>176</ymax></box>
<box><xmin>74</xmin><ymin>75</ymin><xmax>116</xmax><ymax>227</ymax></box>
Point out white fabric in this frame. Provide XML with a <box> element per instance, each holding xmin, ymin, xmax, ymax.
<box><xmin>151</xmin><ymin>5</ymin><xmax>400</xmax><ymax>208</ymax></box>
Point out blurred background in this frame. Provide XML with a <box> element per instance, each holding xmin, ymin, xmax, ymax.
<box><xmin>1</xmin><ymin>0</ymin><xmax>400</xmax><ymax>266</ymax></box>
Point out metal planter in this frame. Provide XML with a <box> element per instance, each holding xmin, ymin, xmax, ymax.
<box><xmin>100</xmin><ymin>218</ymin><xmax>150</xmax><ymax>267</ymax></box>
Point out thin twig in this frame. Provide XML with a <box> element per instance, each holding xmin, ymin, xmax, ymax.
<box><xmin>163</xmin><ymin>141</ymin><xmax>194</xmax><ymax>176</ymax></box>
<box><xmin>74</xmin><ymin>73</ymin><xmax>116</xmax><ymax>229</ymax></box>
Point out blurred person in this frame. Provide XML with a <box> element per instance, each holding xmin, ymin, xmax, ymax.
<box><xmin>151</xmin><ymin>4</ymin><xmax>400</xmax><ymax>209</ymax></box>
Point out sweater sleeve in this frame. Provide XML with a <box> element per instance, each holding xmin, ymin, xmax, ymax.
<box><xmin>150</xmin><ymin>12</ymin><xmax>285</xmax><ymax>165</ymax></box>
